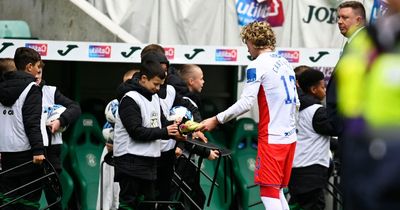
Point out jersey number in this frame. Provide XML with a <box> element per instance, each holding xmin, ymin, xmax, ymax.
<box><xmin>280</xmin><ymin>75</ymin><xmax>296</xmax><ymax>104</ymax></box>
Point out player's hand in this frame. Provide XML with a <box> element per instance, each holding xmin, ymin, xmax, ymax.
<box><xmin>48</xmin><ymin>119</ymin><xmax>61</xmax><ymax>133</ymax></box>
<box><xmin>201</xmin><ymin>116</ymin><xmax>219</xmax><ymax>131</ymax></box>
<box><xmin>193</xmin><ymin>131</ymin><xmax>208</xmax><ymax>143</ymax></box>
<box><xmin>208</xmin><ymin>150</ymin><xmax>220</xmax><ymax>160</ymax></box>
<box><xmin>33</xmin><ymin>155</ymin><xmax>45</xmax><ymax>164</ymax></box>
<box><xmin>174</xmin><ymin>132</ymin><xmax>187</xmax><ymax>141</ymax></box>
<box><xmin>175</xmin><ymin>147</ymin><xmax>183</xmax><ymax>158</ymax></box>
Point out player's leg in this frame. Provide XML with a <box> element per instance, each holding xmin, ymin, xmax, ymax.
<box><xmin>280</xmin><ymin>142</ymin><xmax>296</xmax><ymax>210</ymax></box>
<box><xmin>260</xmin><ymin>186</ymin><xmax>282</xmax><ymax>210</ymax></box>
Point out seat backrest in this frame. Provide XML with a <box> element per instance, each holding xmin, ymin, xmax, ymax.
<box><xmin>230</xmin><ymin>118</ymin><xmax>258</xmax><ymax>150</ymax></box>
<box><xmin>68</xmin><ymin>113</ymin><xmax>104</xmax><ymax>210</ymax></box>
<box><xmin>0</xmin><ymin>20</ymin><xmax>31</xmax><ymax>38</ymax></box>
<box><xmin>200</xmin><ymin>159</ymin><xmax>233</xmax><ymax>210</ymax></box>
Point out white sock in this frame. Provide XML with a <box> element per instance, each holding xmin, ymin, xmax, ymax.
<box><xmin>280</xmin><ymin>188</ymin><xmax>289</xmax><ymax>210</ymax></box>
<box><xmin>261</xmin><ymin>196</ymin><xmax>283</xmax><ymax>210</ymax></box>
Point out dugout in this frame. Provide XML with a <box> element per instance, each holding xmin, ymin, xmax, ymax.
<box><xmin>0</xmin><ymin>38</ymin><xmax>342</xmax><ymax>209</ymax></box>
<box><xmin>41</xmin><ymin>60</ymin><xmax>238</xmax><ymax>136</ymax></box>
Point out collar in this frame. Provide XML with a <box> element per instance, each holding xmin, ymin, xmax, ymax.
<box><xmin>347</xmin><ymin>26</ymin><xmax>365</xmax><ymax>44</ymax></box>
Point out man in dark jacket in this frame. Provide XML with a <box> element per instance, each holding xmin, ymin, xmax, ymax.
<box><xmin>0</xmin><ymin>48</ymin><xmax>45</xmax><ymax>210</ymax></box>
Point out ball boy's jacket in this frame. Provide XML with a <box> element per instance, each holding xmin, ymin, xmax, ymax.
<box><xmin>113</xmin><ymin>77</ymin><xmax>171</xmax><ymax>180</ymax></box>
<box><xmin>38</xmin><ymin>80</ymin><xmax>81</xmax><ymax>145</ymax></box>
<box><xmin>298</xmin><ymin>93</ymin><xmax>336</xmax><ymax>136</ymax></box>
<box><xmin>0</xmin><ymin>71</ymin><xmax>44</xmax><ymax>155</ymax></box>
<box><xmin>115</xmin><ymin>77</ymin><xmax>171</xmax><ymax>145</ymax></box>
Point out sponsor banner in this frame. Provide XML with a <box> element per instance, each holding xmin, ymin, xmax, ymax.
<box><xmin>236</xmin><ymin>0</ymin><xmax>284</xmax><ymax>27</ymax></box>
<box><xmin>88</xmin><ymin>45</ymin><xmax>111</xmax><ymax>58</ymax></box>
<box><xmin>25</xmin><ymin>43</ymin><xmax>48</xmax><ymax>56</ymax></box>
<box><xmin>278</xmin><ymin>50</ymin><xmax>299</xmax><ymax>63</ymax></box>
<box><xmin>215</xmin><ymin>49</ymin><xmax>237</xmax><ymax>62</ymax></box>
<box><xmin>0</xmin><ymin>39</ymin><xmax>341</xmax><ymax>67</ymax></box>
<box><xmin>164</xmin><ymin>47</ymin><xmax>175</xmax><ymax>60</ymax></box>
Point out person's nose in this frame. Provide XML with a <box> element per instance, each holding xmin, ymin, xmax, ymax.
<box><xmin>338</xmin><ymin>17</ymin><xmax>343</xmax><ymax>24</ymax></box>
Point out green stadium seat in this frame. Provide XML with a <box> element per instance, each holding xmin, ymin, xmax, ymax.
<box><xmin>193</xmin><ymin>132</ymin><xmax>234</xmax><ymax>209</ymax></box>
<box><xmin>39</xmin><ymin>191</ymin><xmax>47</xmax><ymax>209</ymax></box>
<box><xmin>68</xmin><ymin>113</ymin><xmax>105</xmax><ymax>210</ymax></box>
<box><xmin>0</xmin><ymin>20</ymin><xmax>31</xmax><ymax>38</ymax></box>
<box><xmin>200</xmin><ymin>159</ymin><xmax>233</xmax><ymax>210</ymax></box>
<box><xmin>230</xmin><ymin>118</ymin><xmax>264</xmax><ymax>210</ymax></box>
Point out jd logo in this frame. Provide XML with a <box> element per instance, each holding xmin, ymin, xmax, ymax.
<box><xmin>0</xmin><ymin>42</ymin><xmax>14</xmax><ymax>54</ymax></box>
<box><xmin>184</xmin><ymin>48</ymin><xmax>204</xmax><ymax>60</ymax></box>
<box><xmin>303</xmin><ymin>5</ymin><xmax>336</xmax><ymax>24</ymax></box>
<box><xmin>309</xmin><ymin>51</ymin><xmax>329</xmax><ymax>62</ymax></box>
<box><xmin>57</xmin><ymin>45</ymin><xmax>78</xmax><ymax>56</ymax></box>
<box><xmin>121</xmin><ymin>47</ymin><xmax>141</xmax><ymax>58</ymax></box>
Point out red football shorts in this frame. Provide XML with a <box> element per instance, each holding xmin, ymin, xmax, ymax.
<box><xmin>254</xmin><ymin>141</ymin><xmax>296</xmax><ymax>187</ymax></box>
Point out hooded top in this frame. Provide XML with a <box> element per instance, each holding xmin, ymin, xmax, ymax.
<box><xmin>114</xmin><ymin>77</ymin><xmax>171</xmax><ymax>180</ymax></box>
<box><xmin>38</xmin><ymin>79</ymin><xmax>81</xmax><ymax>129</ymax></box>
<box><xmin>0</xmin><ymin>71</ymin><xmax>36</xmax><ymax>106</ymax></box>
<box><xmin>117</xmin><ymin>76</ymin><xmax>170</xmax><ymax>141</ymax></box>
<box><xmin>0</xmin><ymin>70</ymin><xmax>44</xmax><ymax>155</ymax></box>
<box><xmin>298</xmin><ymin>91</ymin><xmax>337</xmax><ymax>136</ymax></box>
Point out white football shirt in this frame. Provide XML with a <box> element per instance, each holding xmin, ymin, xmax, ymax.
<box><xmin>216</xmin><ymin>52</ymin><xmax>298</xmax><ymax>144</ymax></box>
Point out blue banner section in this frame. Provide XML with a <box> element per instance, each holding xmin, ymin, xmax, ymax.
<box><xmin>236</xmin><ymin>0</ymin><xmax>268</xmax><ymax>26</ymax></box>
<box><xmin>236</xmin><ymin>0</ymin><xmax>284</xmax><ymax>27</ymax></box>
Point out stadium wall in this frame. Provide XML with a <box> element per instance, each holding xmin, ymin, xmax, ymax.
<box><xmin>0</xmin><ymin>0</ymin><xmax>124</xmax><ymax>42</ymax></box>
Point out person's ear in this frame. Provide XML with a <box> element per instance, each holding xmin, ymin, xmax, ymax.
<box><xmin>356</xmin><ymin>16</ymin><xmax>362</xmax><ymax>25</ymax></box>
<box><xmin>310</xmin><ymin>85</ymin><xmax>317</xmax><ymax>95</ymax></box>
<box><xmin>139</xmin><ymin>75</ymin><xmax>147</xmax><ymax>84</ymax></box>
<box><xmin>188</xmin><ymin>78</ymin><xmax>194</xmax><ymax>86</ymax></box>
<box><xmin>25</xmin><ymin>63</ymin><xmax>33</xmax><ymax>72</ymax></box>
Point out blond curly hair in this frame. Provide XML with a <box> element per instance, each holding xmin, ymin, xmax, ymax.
<box><xmin>240</xmin><ymin>21</ymin><xmax>276</xmax><ymax>50</ymax></box>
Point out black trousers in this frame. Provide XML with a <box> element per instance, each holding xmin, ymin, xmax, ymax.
<box><xmin>156</xmin><ymin>149</ymin><xmax>175</xmax><ymax>202</ymax></box>
<box><xmin>289</xmin><ymin>188</ymin><xmax>325</xmax><ymax>210</ymax></box>
<box><xmin>117</xmin><ymin>173</ymin><xmax>155</xmax><ymax>210</ymax></box>
<box><xmin>289</xmin><ymin>165</ymin><xmax>329</xmax><ymax>210</ymax></box>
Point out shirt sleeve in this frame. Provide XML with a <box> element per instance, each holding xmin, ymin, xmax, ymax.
<box><xmin>216</xmin><ymin>66</ymin><xmax>260</xmax><ymax>124</ymax></box>
<box><xmin>54</xmin><ymin>88</ymin><xmax>81</xmax><ymax>127</ymax></box>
